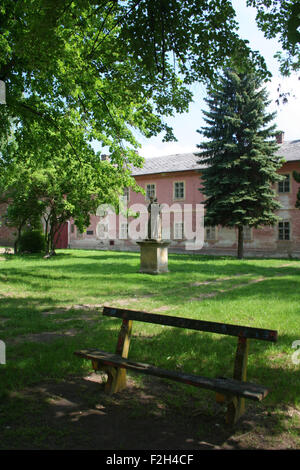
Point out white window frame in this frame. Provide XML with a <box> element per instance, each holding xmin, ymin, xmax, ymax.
<box><xmin>243</xmin><ymin>226</ymin><xmax>253</xmax><ymax>242</ymax></box>
<box><xmin>174</xmin><ymin>222</ymin><xmax>184</xmax><ymax>240</ymax></box>
<box><xmin>173</xmin><ymin>181</ymin><xmax>185</xmax><ymax>200</ymax></box>
<box><xmin>146</xmin><ymin>183</ymin><xmax>156</xmax><ymax>200</ymax></box>
<box><xmin>205</xmin><ymin>226</ymin><xmax>217</xmax><ymax>241</ymax></box>
<box><xmin>123</xmin><ymin>187</ymin><xmax>130</xmax><ymax>201</ymax></box>
<box><xmin>278</xmin><ymin>220</ymin><xmax>290</xmax><ymax>241</ymax></box>
<box><xmin>120</xmin><ymin>222</ymin><xmax>128</xmax><ymax>240</ymax></box>
<box><xmin>278</xmin><ymin>174</ymin><xmax>290</xmax><ymax>193</ymax></box>
<box><xmin>97</xmin><ymin>223</ymin><xmax>108</xmax><ymax>239</ymax></box>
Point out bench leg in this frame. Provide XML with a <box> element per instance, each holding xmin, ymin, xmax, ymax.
<box><xmin>226</xmin><ymin>337</ymin><xmax>249</xmax><ymax>425</ymax></box>
<box><xmin>92</xmin><ymin>360</ymin><xmax>127</xmax><ymax>394</ymax></box>
<box><xmin>91</xmin><ymin>318</ymin><xmax>133</xmax><ymax>394</ymax></box>
<box><xmin>104</xmin><ymin>318</ymin><xmax>132</xmax><ymax>394</ymax></box>
<box><xmin>226</xmin><ymin>397</ymin><xmax>243</xmax><ymax>425</ymax></box>
<box><xmin>103</xmin><ymin>366</ymin><xmax>127</xmax><ymax>394</ymax></box>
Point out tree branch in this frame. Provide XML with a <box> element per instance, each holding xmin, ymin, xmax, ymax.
<box><xmin>88</xmin><ymin>0</ymin><xmax>144</xmax><ymax>56</ymax></box>
<box><xmin>86</xmin><ymin>1</ymin><xmax>117</xmax><ymax>59</ymax></box>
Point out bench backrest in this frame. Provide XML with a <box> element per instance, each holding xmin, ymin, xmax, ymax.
<box><xmin>103</xmin><ymin>307</ymin><xmax>278</xmax><ymax>342</ymax></box>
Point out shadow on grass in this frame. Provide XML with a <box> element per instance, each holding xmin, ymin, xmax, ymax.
<box><xmin>0</xmin><ymin>327</ymin><xmax>298</xmax><ymax>449</ymax></box>
<box><xmin>1</xmin><ymin>251</ymin><xmax>300</xmax><ymax>295</ymax></box>
<box><xmin>0</xmin><ymin>310</ymin><xmax>299</xmax><ymax>450</ymax></box>
<box><xmin>0</xmin><ymin>372</ymin><xmax>297</xmax><ymax>450</ymax></box>
<box><xmin>0</xmin><ymin>251</ymin><xmax>299</xmax><ymax>448</ymax></box>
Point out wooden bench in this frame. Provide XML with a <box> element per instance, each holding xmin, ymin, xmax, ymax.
<box><xmin>74</xmin><ymin>306</ymin><xmax>278</xmax><ymax>425</ymax></box>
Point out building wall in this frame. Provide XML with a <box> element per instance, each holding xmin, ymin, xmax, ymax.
<box><xmin>0</xmin><ymin>203</ymin><xmax>15</xmax><ymax>247</ymax></box>
<box><xmin>2</xmin><ymin>159</ymin><xmax>300</xmax><ymax>257</ymax></box>
<box><xmin>0</xmin><ymin>203</ymin><xmax>69</xmax><ymax>249</ymax></box>
<box><xmin>69</xmin><ymin>161</ymin><xmax>300</xmax><ymax>257</ymax></box>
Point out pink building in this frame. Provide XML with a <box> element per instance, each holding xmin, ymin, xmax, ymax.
<box><xmin>1</xmin><ymin>138</ymin><xmax>300</xmax><ymax>257</ymax></box>
<box><xmin>68</xmin><ymin>138</ymin><xmax>300</xmax><ymax>258</ymax></box>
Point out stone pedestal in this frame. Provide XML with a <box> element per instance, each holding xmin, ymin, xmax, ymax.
<box><xmin>137</xmin><ymin>240</ymin><xmax>170</xmax><ymax>274</ymax></box>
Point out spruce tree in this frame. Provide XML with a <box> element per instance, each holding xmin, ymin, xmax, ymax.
<box><xmin>293</xmin><ymin>170</ymin><xmax>300</xmax><ymax>209</ymax></box>
<box><xmin>197</xmin><ymin>67</ymin><xmax>283</xmax><ymax>259</ymax></box>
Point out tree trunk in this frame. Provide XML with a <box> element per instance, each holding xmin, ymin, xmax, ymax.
<box><xmin>237</xmin><ymin>226</ymin><xmax>244</xmax><ymax>260</ymax></box>
<box><xmin>48</xmin><ymin>220</ymin><xmax>58</xmax><ymax>256</ymax></box>
<box><xmin>44</xmin><ymin>217</ymin><xmax>49</xmax><ymax>254</ymax></box>
<box><xmin>14</xmin><ymin>224</ymin><xmax>23</xmax><ymax>254</ymax></box>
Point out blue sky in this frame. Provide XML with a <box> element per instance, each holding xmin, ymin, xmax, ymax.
<box><xmin>136</xmin><ymin>0</ymin><xmax>300</xmax><ymax>158</ymax></box>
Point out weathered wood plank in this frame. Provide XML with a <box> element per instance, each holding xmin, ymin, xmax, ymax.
<box><xmin>116</xmin><ymin>318</ymin><xmax>133</xmax><ymax>357</ymax></box>
<box><xmin>103</xmin><ymin>307</ymin><xmax>278</xmax><ymax>342</ymax></box>
<box><xmin>227</xmin><ymin>337</ymin><xmax>249</xmax><ymax>425</ymax></box>
<box><xmin>74</xmin><ymin>349</ymin><xmax>269</xmax><ymax>401</ymax></box>
<box><xmin>113</xmin><ymin>318</ymin><xmax>133</xmax><ymax>393</ymax></box>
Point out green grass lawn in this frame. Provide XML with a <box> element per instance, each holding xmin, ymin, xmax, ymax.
<box><xmin>0</xmin><ymin>249</ymin><xmax>299</xmax><ymax>447</ymax></box>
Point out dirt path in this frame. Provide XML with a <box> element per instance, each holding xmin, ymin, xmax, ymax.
<box><xmin>1</xmin><ymin>372</ymin><xmax>299</xmax><ymax>450</ymax></box>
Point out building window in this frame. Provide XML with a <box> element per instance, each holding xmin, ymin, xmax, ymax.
<box><xmin>123</xmin><ymin>187</ymin><xmax>130</xmax><ymax>201</ymax></box>
<box><xmin>244</xmin><ymin>226</ymin><xmax>252</xmax><ymax>242</ymax></box>
<box><xmin>146</xmin><ymin>183</ymin><xmax>156</xmax><ymax>200</ymax></box>
<box><xmin>71</xmin><ymin>224</ymin><xmax>75</xmax><ymax>234</ymax></box>
<box><xmin>120</xmin><ymin>223</ymin><xmax>128</xmax><ymax>239</ymax></box>
<box><xmin>278</xmin><ymin>221</ymin><xmax>290</xmax><ymax>240</ymax></box>
<box><xmin>174</xmin><ymin>181</ymin><xmax>185</xmax><ymax>200</ymax></box>
<box><xmin>97</xmin><ymin>223</ymin><xmax>108</xmax><ymax>238</ymax></box>
<box><xmin>205</xmin><ymin>226</ymin><xmax>217</xmax><ymax>241</ymax></box>
<box><xmin>86</xmin><ymin>230</ymin><xmax>94</xmax><ymax>236</ymax></box>
<box><xmin>278</xmin><ymin>174</ymin><xmax>290</xmax><ymax>193</ymax></box>
<box><xmin>174</xmin><ymin>222</ymin><xmax>184</xmax><ymax>239</ymax></box>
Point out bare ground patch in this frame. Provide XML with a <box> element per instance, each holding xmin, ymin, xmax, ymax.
<box><xmin>152</xmin><ymin>306</ymin><xmax>172</xmax><ymax>313</ymax></box>
<box><xmin>189</xmin><ymin>277</ymin><xmax>266</xmax><ymax>301</ymax></box>
<box><xmin>42</xmin><ymin>304</ymin><xmax>103</xmax><ymax>316</ymax></box>
<box><xmin>108</xmin><ymin>295</ymin><xmax>157</xmax><ymax>308</ymax></box>
<box><xmin>190</xmin><ymin>274</ymin><xmax>250</xmax><ymax>287</ymax></box>
<box><xmin>1</xmin><ymin>374</ymin><xmax>299</xmax><ymax>450</ymax></box>
<box><xmin>8</xmin><ymin>329</ymin><xmax>79</xmax><ymax>345</ymax></box>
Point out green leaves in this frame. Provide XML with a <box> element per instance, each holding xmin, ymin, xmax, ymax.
<box><xmin>247</xmin><ymin>0</ymin><xmax>300</xmax><ymax>75</ymax></box>
<box><xmin>1</xmin><ymin>0</ymin><xmax>274</xmax><ymax>167</ymax></box>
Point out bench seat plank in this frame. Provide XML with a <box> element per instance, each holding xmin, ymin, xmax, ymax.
<box><xmin>74</xmin><ymin>348</ymin><xmax>269</xmax><ymax>401</ymax></box>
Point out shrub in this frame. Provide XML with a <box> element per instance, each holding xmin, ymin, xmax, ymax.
<box><xmin>19</xmin><ymin>229</ymin><xmax>46</xmax><ymax>253</ymax></box>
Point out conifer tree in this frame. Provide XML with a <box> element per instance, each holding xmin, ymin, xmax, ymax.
<box><xmin>197</xmin><ymin>67</ymin><xmax>284</xmax><ymax>259</ymax></box>
<box><xmin>292</xmin><ymin>170</ymin><xmax>300</xmax><ymax>209</ymax></box>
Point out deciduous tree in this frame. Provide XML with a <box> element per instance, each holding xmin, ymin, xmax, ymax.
<box><xmin>247</xmin><ymin>0</ymin><xmax>300</xmax><ymax>75</ymax></box>
<box><xmin>0</xmin><ymin>120</ymin><xmax>139</xmax><ymax>255</ymax></box>
<box><xmin>0</xmin><ymin>0</ymin><xmax>271</xmax><ymax>171</ymax></box>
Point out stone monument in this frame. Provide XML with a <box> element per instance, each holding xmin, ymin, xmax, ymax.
<box><xmin>137</xmin><ymin>197</ymin><xmax>170</xmax><ymax>274</ymax></box>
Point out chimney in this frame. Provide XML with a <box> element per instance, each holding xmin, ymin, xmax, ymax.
<box><xmin>101</xmin><ymin>154</ymin><xmax>110</xmax><ymax>161</ymax></box>
<box><xmin>276</xmin><ymin>132</ymin><xmax>284</xmax><ymax>144</ymax></box>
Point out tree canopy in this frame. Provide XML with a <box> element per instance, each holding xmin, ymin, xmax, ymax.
<box><xmin>0</xmin><ymin>1</ymin><xmax>298</xmax><ymax>251</ymax></box>
<box><xmin>1</xmin><ymin>1</ymin><xmax>298</xmax><ymax>163</ymax></box>
<box><xmin>247</xmin><ymin>0</ymin><xmax>300</xmax><ymax>75</ymax></box>
<box><xmin>196</xmin><ymin>67</ymin><xmax>284</xmax><ymax>259</ymax></box>
<box><xmin>1</xmin><ymin>0</ymin><xmax>290</xmax><ymax>164</ymax></box>
<box><xmin>0</xmin><ymin>117</ymin><xmax>140</xmax><ymax>254</ymax></box>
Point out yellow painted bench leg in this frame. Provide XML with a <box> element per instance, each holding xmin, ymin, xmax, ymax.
<box><xmin>226</xmin><ymin>397</ymin><xmax>242</xmax><ymax>425</ymax></box>
<box><xmin>91</xmin><ymin>361</ymin><xmax>127</xmax><ymax>394</ymax></box>
<box><xmin>103</xmin><ymin>366</ymin><xmax>127</xmax><ymax>394</ymax></box>
<box><xmin>91</xmin><ymin>318</ymin><xmax>133</xmax><ymax>394</ymax></box>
